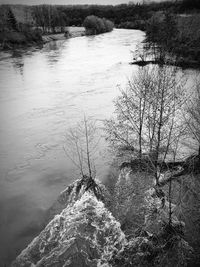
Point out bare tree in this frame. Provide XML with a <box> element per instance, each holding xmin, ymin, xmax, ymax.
<box><xmin>33</xmin><ymin>5</ymin><xmax>66</xmax><ymax>34</ymax></box>
<box><xmin>105</xmin><ymin>65</ymin><xmax>186</xmax><ymax>184</ymax></box>
<box><xmin>148</xmin><ymin>66</ymin><xmax>186</xmax><ymax>183</ymax></box>
<box><xmin>64</xmin><ymin>116</ymin><xmax>100</xmax><ymax>180</ymax></box>
<box><xmin>105</xmin><ymin>67</ymin><xmax>153</xmax><ymax>160</ymax></box>
<box><xmin>184</xmin><ymin>76</ymin><xmax>200</xmax><ymax>157</ymax></box>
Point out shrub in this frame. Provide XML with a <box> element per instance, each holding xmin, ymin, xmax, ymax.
<box><xmin>83</xmin><ymin>15</ymin><xmax>114</xmax><ymax>35</ymax></box>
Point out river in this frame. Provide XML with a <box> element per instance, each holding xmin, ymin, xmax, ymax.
<box><xmin>0</xmin><ymin>29</ymin><xmax>147</xmax><ymax>266</ymax></box>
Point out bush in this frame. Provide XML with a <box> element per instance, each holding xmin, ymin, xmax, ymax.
<box><xmin>118</xmin><ymin>20</ymin><xmax>146</xmax><ymax>30</ymax></box>
<box><xmin>83</xmin><ymin>15</ymin><xmax>114</xmax><ymax>35</ymax></box>
<box><xmin>0</xmin><ymin>29</ymin><xmax>42</xmax><ymax>48</ymax></box>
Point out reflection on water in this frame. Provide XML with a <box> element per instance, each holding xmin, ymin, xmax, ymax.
<box><xmin>0</xmin><ymin>29</ymin><xmax>146</xmax><ymax>266</ymax></box>
<box><xmin>12</xmin><ymin>55</ymin><xmax>24</xmax><ymax>76</ymax></box>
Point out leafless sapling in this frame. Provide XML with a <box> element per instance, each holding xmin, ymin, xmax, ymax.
<box><xmin>64</xmin><ymin>116</ymin><xmax>100</xmax><ymax>180</ymax></box>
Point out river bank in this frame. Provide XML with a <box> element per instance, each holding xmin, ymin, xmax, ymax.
<box><xmin>42</xmin><ymin>27</ymin><xmax>85</xmax><ymax>43</ymax></box>
<box><xmin>0</xmin><ymin>27</ymin><xmax>86</xmax><ymax>50</ymax></box>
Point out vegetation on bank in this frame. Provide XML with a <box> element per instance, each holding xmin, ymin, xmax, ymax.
<box><xmin>103</xmin><ymin>64</ymin><xmax>200</xmax><ymax>266</ymax></box>
<box><xmin>83</xmin><ymin>15</ymin><xmax>114</xmax><ymax>35</ymax></box>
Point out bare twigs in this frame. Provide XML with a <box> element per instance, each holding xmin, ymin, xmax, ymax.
<box><xmin>64</xmin><ymin>116</ymin><xmax>100</xmax><ymax>179</ymax></box>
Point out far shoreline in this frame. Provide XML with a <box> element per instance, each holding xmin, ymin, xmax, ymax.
<box><xmin>42</xmin><ymin>27</ymin><xmax>86</xmax><ymax>43</ymax></box>
<box><xmin>0</xmin><ymin>27</ymin><xmax>86</xmax><ymax>51</ymax></box>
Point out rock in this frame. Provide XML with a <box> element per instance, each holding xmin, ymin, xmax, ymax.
<box><xmin>110</xmin><ymin>167</ymin><xmax>193</xmax><ymax>266</ymax></box>
<box><xmin>144</xmin><ymin>187</ymin><xmax>183</xmax><ymax>234</ymax></box>
<box><xmin>111</xmin><ymin>226</ymin><xmax>193</xmax><ymax>267</ymax></box>
<box><xmin>109</xmin><ymin>235</ymin><xmax>154</xmax><ymax>267</ymax></box>
<box><xmin>112</xmin><ymin>167</ymin><xmax>152</xmax><ymax>234</ymax></box>
<box><xmin>12</xmin><ymin>192</ymin><xmax>126</xmax><ymax>267</ymax></box>
<box><xmin>46</xmin><ymin>176</ymin><xmax>111</xmax><ymax>223</ymax></box>
<box><xmin>12</xmin><ymin>168</ymin><xmax>194</xmax><ymax>267</ymax></box>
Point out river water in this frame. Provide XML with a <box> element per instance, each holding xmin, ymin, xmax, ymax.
<box><xmin>0</xmin><ymin>29</ymin><xmax>146</xmax><ymax>265</ymax></box>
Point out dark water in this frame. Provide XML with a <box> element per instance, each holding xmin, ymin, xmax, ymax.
<box><xmin>0</xmin><ymin>29</ymin><xmax>146</xmax><ymax>266</ymax></box>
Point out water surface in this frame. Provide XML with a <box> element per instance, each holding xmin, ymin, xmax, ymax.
<box><xmin>0</xmin><ymin>29</ymin><xmax>145</xmax><ymax>265</ymax></box>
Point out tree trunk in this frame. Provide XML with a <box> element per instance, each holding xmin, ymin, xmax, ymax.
<box><xmin>168</xmin><ymin>178</ymin><xmax>172</xmax><ymax>226</ymax></box>
<box><xmin>198</xmin><ymin>145</ymin><xmax>200</xmax><ymax>172</ymax></box>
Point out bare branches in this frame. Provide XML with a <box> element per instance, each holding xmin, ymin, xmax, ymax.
<box><xmin>184</xmin><ymin>76</ymin><xmax>200</xmax><ymax>156</ymax></box>
<box><xmin>105</xmin><ymin>65</ymin><xmax>186</xmax><ymax>185</ymax></box>
<box><xmin>64</xmin><ymin>116</ymin><xmax>99</xmax><ymax>179</ymax></box>
<box><xmin>84</xmin><ymin>115</ymin><xmax>92</xmax><ymax>179</ymax></box>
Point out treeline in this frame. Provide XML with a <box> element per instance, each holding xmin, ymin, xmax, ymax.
<box><xmin>37</xmin><ymin>0</ymin><xmax>200</xmax><ymax>30</ymax></box>
<box><xmin>180</xmin><ymin>0</ymin><xmax>200</xmax><ymax>11</ymax></box>
<box><xmin>57</xmin><ymin>4</ymin><xmax>147</xmax><ymax>28</ymax></box>
<box><xmin>32</xmin><ymin>6</ymin><xmax>114</xmax><ymax>35</ymax></box>
<box><xmin>0</xmin><ymin>6</ymin><xmax>18</xmax><ymax>32</ymax></box>
<box><xmin>1</xmin><ymin>0</ymin><xmax>200</xmax><ymax>33</ymax></box>
<box><xmin>83</xmin><ymin>15</ymin><xmax>114</xmax><ymax>35</ymax></box>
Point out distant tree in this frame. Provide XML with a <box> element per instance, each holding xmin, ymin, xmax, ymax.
<box><xmin>145</xmin><ymin>11</ymin><xmax>178</xmax><ymax>63</ymax></box>
<box><xmin>7</xmin><ymin>8</ymin><xmax>18</xmax><ymax>31</ymax></box>
<box><xmin>33</xmin><ymin>5</ymin><xmax>67</xmax><ymax>34</ymax></box>
<box><xmin>33</xmin><ymin>6</ymin><xmax>46</xmax><ymax>32</ymax></box>
<box><xmin>0</xmin><ymin>6</ymin><xmax>9</xmax><ymax>31</ymax></box>
<box><xmin>83</xmin><ymin>15</ymin><xmax>114</xmax><ymax>35</ymax></box>
<box><xmin>184</xmin><ymin>77</ymin><xmax>200</xmax><ymax>158</ymax></box>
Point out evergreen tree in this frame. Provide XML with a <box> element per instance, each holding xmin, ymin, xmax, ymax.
<box><xmin>7</xmin><ymin>8</ymin><xmax>18</xmax><ymax>31</ymax></box>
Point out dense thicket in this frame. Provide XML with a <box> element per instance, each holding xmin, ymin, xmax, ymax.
<box><xmin>0</xmin><ymin>6</ymin><xmax>19</xmax><ymax>31</ymax></box>
<box><xmin>83</xmin><ymin>15</ymin><xmax>114</xmax><ymax>35</ymax></box>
